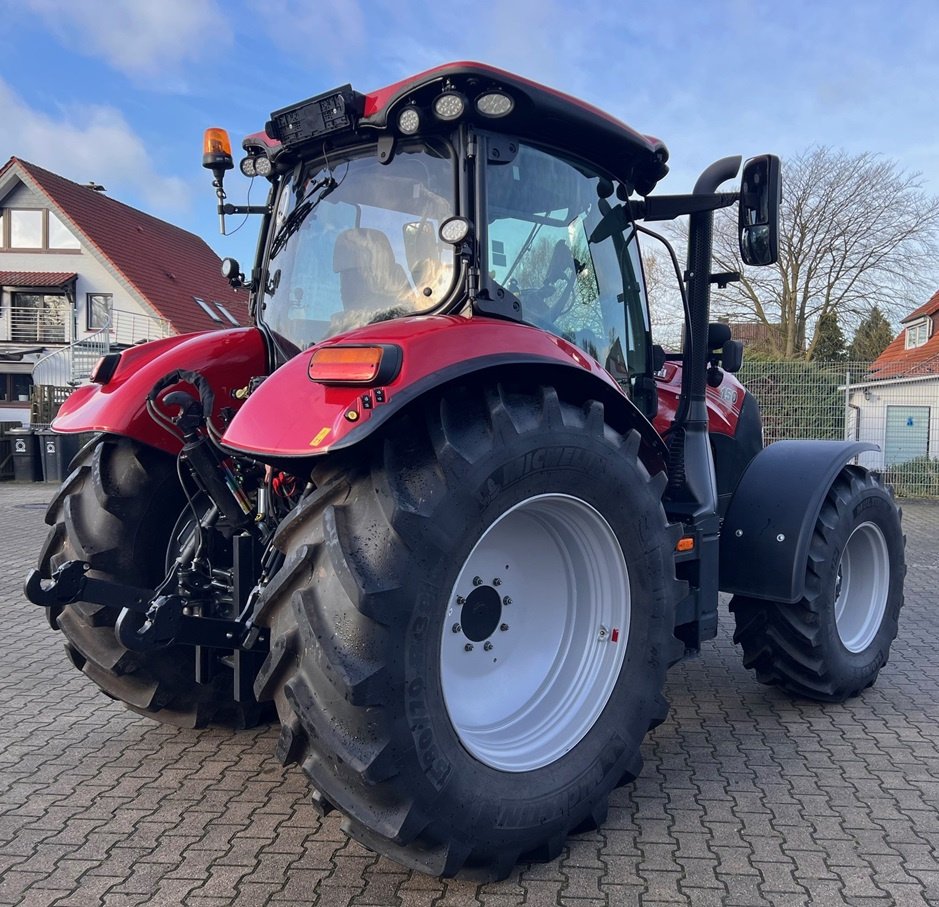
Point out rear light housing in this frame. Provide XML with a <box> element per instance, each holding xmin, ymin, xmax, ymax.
<box><xmin>308</xmin><ymin>344</ymin><xmax>402</xmax><ymax>386</ymax></box>
<box><xmin>90</xmin><ymin>353</ymin><xmax>121</xmax><ymax>385</ymax></box>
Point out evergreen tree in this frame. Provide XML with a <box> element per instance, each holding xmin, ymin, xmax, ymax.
<box><xmin>811</xmin><ymin>310</ymin><xmax>847</xmax><ymax>361</ymax></box>
<box><xmin>848</xmin><ymin>307</ymin><xmax>895</xmax><ymax>361</ymax></box>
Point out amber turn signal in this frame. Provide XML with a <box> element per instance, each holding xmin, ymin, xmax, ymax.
<box><xmin>676</xmin><ymin>536</ymin><xmax>695</xmax><ymax>553</ymax></box>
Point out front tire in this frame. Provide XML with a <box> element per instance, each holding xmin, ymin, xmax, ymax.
<box><xmin>253</xmin><ymin>383</ymin><xmax>683</xmax><ymax>878</ymax></box>
<box><xmin>40</xmin><ymin>435</ymin><xmax>268</xmax><ymax>728</ymax></box>
<box><xmin>731</xmin><ymin>466</ymin><xmax>905</xmax><ymax>702</ymax></box>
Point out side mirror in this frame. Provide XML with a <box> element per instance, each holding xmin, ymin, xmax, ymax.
<box><xmin>738</xmin><ymin>154</ymin><xmax>781</xmax><ymax>266</ymax></box>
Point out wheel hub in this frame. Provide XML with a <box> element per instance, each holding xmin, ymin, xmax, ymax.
<box><xmin>460</xmin><ymin>585</ymin><xmax>503</xmax><ymax>642</ymax></box>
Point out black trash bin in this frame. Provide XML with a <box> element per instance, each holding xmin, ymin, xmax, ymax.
<box><xmin>38</xmin><ymin>429</ymin><xmax>83</xmax><ymax>484</ymax></box>
<box><xmin>9</xmin><ymin>427</ymin><xmax>42</xmax><ymax>482</ymax></box>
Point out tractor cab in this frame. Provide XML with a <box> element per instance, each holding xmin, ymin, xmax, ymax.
<box><xmin>206</xmin><ymin>63</ymin><xmax>674</xmax><ymax>413</ymax></box>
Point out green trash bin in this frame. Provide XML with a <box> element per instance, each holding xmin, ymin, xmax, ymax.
<box><xmin>38</xmin><ymin>430</ymin><xmax>83</xmax><ymax>484</ymax></box>
<box><xmin>9</xmin><ymin>427</ymin><xmax>42</xmax><ymax>482</ymax></box>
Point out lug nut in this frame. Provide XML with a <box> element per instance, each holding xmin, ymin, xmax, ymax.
<box><xmin>484</xmin><ymin>642</ymin><xmax>493</xmax><ymax>651</ymax></box>
<box><xmin>493</xmin><ymin>578</ymin><xmax>502</xmax><ymax>586</ymax></box>
<box><xmin>464</xmin><ymin>643</ymin><xmax>474</xmax><ymax>652</ymax></box>
<box><xmin>503</xmin><ymin>596</ymin><xmax>512</xmax><ymax>606</ymax></box>
<box><xmin>456</xmin><ymin>595</ymin><xmax>466</xmax><ymax>605</ymax></box>
<box><xmin>452</xmin><ymin>623</ymin><xmax>461</xmax><ymax>634</ymax></box>
<box><xmin>473</xmin><ymin>576</ymin><xmax>483</xmax><ymax>586</ymax></box>
<box><xmin>500</xmin><ymin>623</ymin><xmax>509</xmax><ymax>632</ymax></box>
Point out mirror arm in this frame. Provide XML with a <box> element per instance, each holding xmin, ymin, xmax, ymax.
<box><xmin>633</xmin><ymin>191</ymin><xmax>739</xmax><ymax>222</ymax></box>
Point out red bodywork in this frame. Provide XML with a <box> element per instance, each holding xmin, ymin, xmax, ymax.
<box><xmin>53</xmin><ymin>328</ymin><xmax>268</xmax><ymax>454</ymax></box>
<box><xmin>654</xmin><ymin>362</ymin><xmax>746</xmax><ymax>440</ymax></box>
<box><xmin>220</xmin><ymin>317</ymin><xmax>744</xmax><ymax>460</ymax></box>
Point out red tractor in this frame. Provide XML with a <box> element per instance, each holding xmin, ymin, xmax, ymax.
<box><xmin>27</xmin><ymin>63</ymin><xmax>905</xmax><ymax>879</ymax></box>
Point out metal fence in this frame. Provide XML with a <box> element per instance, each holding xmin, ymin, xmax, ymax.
<box><xmin>738</xmin><ymin>359</ymin><xmax>939</xmax><ymax>498</ymax></box>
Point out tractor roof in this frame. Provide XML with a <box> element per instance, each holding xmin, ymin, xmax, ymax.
<box><xmin>252</xmin><ymin>62</ymin><xmax>670</xmax><ymax>196</ymax></box>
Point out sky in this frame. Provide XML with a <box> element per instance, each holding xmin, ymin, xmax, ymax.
<box><xmin>1</xmin><ymin>0</ymin><xmax>938</xmax><ymax>293</ymax></box>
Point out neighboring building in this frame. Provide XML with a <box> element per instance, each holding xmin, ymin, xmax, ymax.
<box><xmin>722</xmin><ymin>320</ymin><xmax>784</xmax><ymax>357</ymax></box>
<box><xmin>845</xmin><ymin>291</ymin><xmax>939</xmax><ymax>471</ymax></box>
<box><xmin>0</xmin><ymin>157</ymin><xmax>248</xmax><ymax>423</ymax></box>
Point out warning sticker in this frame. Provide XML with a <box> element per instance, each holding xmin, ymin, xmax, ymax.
<box><xmin>310</xmin><ymin>427</ymin><xmax>331</xmax><ymax>447</ymax></box>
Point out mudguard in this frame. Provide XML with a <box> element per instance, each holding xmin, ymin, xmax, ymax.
<box><xmin>52</xmin><ymin>328</ymin><xmax>269</xmax><ymax>455</ymax></box>
<box><xmin>719</xmin><ymin>440</ymin><xmax>877</xmax><ymax>603</ymax></box>
<box><xmin>221</xmin><ymin>315</ymin><xmax>667</xmax><ymax>465</ymax></box>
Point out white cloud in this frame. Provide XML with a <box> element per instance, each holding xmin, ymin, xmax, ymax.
<box><xmin>0</xmin><ymin>78</ymin><xmax>190</xmax><ymax>213</ymax></box>
<box><xmin>20</xmin><ymin>0</ymin><xmax>232</xmax><ymax>83</ymax></box>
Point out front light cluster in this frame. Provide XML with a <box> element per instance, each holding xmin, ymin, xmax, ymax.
<box><xmin>394</xmin><ymin>87</ymin><xmax>514</xmax><ymax>136</ymax></box>
<box><xmin>240</xmin><ymin>154</ymin><xmax>272</xmax><ymax>178</ymax></box>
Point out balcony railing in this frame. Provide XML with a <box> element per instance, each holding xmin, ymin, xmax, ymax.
<box><xmin>1</xmin><ymin>305</ymin><xmax>172</xmax><ymax>347</ymax></box>
<box><xmin>3</xmin><ymin>304</ymin><xmax>69</xmax><ymax>344</ymax></box>
<box><xmin>109</xmin><ymin>308</ymin><xmax>172</xmax><ymax>345</ymax></box>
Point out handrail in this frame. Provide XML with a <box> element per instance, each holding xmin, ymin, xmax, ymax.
<box><xmin>32</xmin><ymin>316</ymin><xmax>112</xmax><ymax>387</ymax></box>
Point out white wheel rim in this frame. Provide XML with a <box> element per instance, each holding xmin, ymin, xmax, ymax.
<box><xmin>834</xmin><ymin>521</ymin><xmax>890</xmax><ymax>653</ymax></box>
<box><xmin>440</xmin><ymin>494</ymin><xmax>630</xmax><ymax>772</ymax></box>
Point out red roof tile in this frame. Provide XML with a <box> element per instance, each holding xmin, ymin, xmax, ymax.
<box><xmin>900</xmin><ymin>289</ymin><xmax>939</xmax><ymax>324</ymax></box>
<box><xmin>0</xmin><ymin>271</ymin><xmax>77</xmax><ymax>288</ymax></box>
<box><xmin>870</xmin><ymin>293</ymin><xmax>939</xmax><ymax>379</ymax></box>
<box><xmin>4</xmin><ymin>158</ymin><xmax>249</xmax><ymax>334</ymax></box>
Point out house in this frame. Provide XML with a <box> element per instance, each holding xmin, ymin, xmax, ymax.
<box><xmin>0</xmin><ymin>157</ymin><xmax>248</xmax><ymax>424</ymax></box>
<box><xmin>844</xmin><ymin>291</ymin><xmax>939</xmax><ymax>471</ymax></box>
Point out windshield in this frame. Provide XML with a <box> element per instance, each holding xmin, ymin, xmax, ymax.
<box><xmin>261</xmin><ymin>138</ymin><xmax>458</xmax><ymax>351</ymax></box>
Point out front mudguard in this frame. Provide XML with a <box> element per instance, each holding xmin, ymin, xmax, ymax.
<box><xmin>53</xmin><ymin>328</ymin><xmax>269</xmax><ymax>455</ymax></box>
<box><xmin>719</xmin><ymin>440</ymin><xmax>878</xmax><ymax>603</ymax></box>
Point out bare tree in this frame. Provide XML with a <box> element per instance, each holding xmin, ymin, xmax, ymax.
<box><xmin>705</xmin><ymin>147</ymin><xmax>939</xmax><ymax>360</ymax></box>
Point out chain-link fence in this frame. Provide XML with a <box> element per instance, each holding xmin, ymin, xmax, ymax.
<box><xmin>738</xmin><ymin>359</ymin><xmax>939</xmax><ymax>498</ymax></box>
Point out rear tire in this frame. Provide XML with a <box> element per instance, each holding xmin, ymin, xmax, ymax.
<box><xmin>40</xmin><ymin>434</ymin><xmax>269</xmax><ymax>728</ymax></box>
<box><xmin>730</xmin><ymin>466</ymin><xmax>905</xmax><ymax>702</ymax></box>
<box><xmin>253</xmin><ymin>383</ymin><xmax>683</xmax><ymax>879</ymax></box>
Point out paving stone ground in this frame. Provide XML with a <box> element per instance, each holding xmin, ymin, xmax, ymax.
<box><xmin>0</xmin><ymin>481</ymin><xmax>937</xmax><ymax>907</ymax></box>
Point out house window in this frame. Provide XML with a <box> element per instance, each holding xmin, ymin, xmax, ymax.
<box><xmin>1</xmin><ymin>208</ymin><xmax>80</xmax><ymax>250</ymax></box>
<box><xmin>87</xmin><ymin>293</ymin><xmax>112</xmax><ymax>330</ymax></box>
<box><xmin>9</xmin><ymin>210</ymin><xmax>43</xmax><ymax>248</ymax></box>
<box><xmin>214</xmin><ymin>302</ymin><xmax>240</xmax><ymax>325</ymax></box>
<box><xmin>48</xmin><ymin>212</ymin><xmax>80</xmax><ymax>250</ymax></box>
<box><xmin>905</xmin><ymin>319</ymin><xmax>929</xmax><ymax>349</ymax></box>
<box><xmin>0</xmin><ymin>373</ymin><xmax>33</xmax><ymax>403</ymax></box>
<box><xmin>193</xmin><ymin>296</ymin><xmax>223</xmax><ymax>323</ymax></box>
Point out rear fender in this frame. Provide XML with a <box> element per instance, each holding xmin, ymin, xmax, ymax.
<box><xmin>53</xmin><ymin>328</ymin><xmax>269</xmax><ymax>455</ymax></box>
<box><xmin>221</xmin><ymin>315</ymin><xmax>667</xmax><ymax>471</ymax></box>
<box><xmin>719</xmin><ymin>440</ymin><xmax>877</xmax><ymax>602</ymax></box>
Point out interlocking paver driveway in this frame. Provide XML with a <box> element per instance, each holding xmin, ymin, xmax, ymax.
<box><xmin>0</xmin><ymin>481</ymin><xmax>936</xmax><ymax>906</ymax></box>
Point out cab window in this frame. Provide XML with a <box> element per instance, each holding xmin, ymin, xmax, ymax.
<box><xmin>485</xmin><ymin>142</ymin><xmax>650</xmax><ymax>392</ymax></box>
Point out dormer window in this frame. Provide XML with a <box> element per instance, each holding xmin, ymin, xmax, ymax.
<box><xmin>905</xmin><ymin>318</ymin><xmax>930</xmax><ymax>349</ymax></box>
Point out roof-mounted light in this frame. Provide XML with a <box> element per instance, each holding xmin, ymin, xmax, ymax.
<box><xmin>433</xmin><ymin>91</ymin><xmax>467</xmax><ymax>121</ymax></box>
<box><xmin>254</xmin><ymin>156</ymin><xmax>272</xmax><ymax>177</ymax></box>
<box><xmin>476</xmin><ymin>91</ymin><xmax>514</xmax><ymax>118</ymax></box>
<box><xmin>397</xmin><ymin>106</ymin><xmax>421</xmax><ymax>135</ymax></box>
<box><xmin>202</xmin><ymin>127</ymin><xmax>234</xmax><ymax>172</ymax></box>
<box><xmin>240</xmin><ymin>156</ymin><xmax>256</xmax><ymax>177</ymax></box>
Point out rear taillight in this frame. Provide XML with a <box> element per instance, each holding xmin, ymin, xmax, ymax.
<box><xmin>308</xmin><ymin>344</ymin><xmax>401</xmax><ymax>386</ymax></box>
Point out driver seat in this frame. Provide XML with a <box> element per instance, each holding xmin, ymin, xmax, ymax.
<box><xmin>333</xmin><ymin>228</ymin><xmax>411</xmax><ymax>310</ymax></box>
